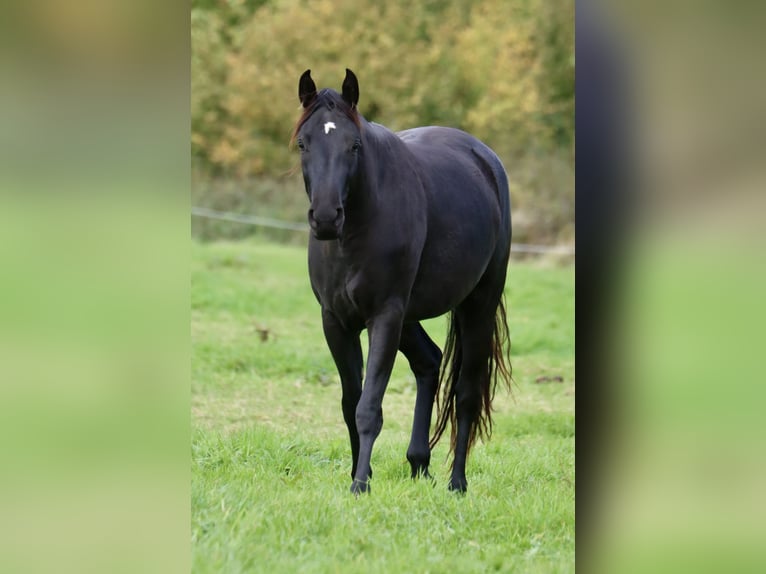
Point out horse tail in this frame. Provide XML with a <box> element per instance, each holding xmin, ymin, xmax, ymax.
<box><xmin>429</xmin><ymin>296</ymin><xmax>513</xmax><ymax>458</ymax></box>
<box><xmin>429</xmin><ymin>311</ymin><xmax>461</xmax><ymax>453</ymax></box>
<box><xmin>484</xmin><ymin>295</ymin><xmax>513</xmax><ymax>442</ymax></box>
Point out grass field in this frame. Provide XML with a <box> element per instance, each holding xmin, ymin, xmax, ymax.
<box><xmin>191</xmin><ymin>238</ymin><xmax>574</xmax><ymax>573</ymax></box>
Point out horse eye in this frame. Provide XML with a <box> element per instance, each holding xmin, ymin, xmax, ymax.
<box><xmin>296</xmin><ymin>138</ymin><xmax>306</xmax><ymax>152</ymax></box>
<box><xmin>351</xmin><ymin>140</ymin><xmax>362</xmax><ymax>152</ymax></box>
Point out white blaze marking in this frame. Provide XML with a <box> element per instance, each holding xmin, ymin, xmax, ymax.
<box><xmin>324</xmin><ymin>121</ymin><xmax>336</xmax><ymax>134</ymax></box>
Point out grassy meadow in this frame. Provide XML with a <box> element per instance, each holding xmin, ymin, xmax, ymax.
<box><xmin>192</xmin><ymin>239</ymin><xmax>574</xmax><ymax>573</ymax></box>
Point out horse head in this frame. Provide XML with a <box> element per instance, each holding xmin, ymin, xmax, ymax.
<box><xmin>294</xmin><ymin>69</ymin><xmax>363</xmax><ymax>240</ymax></box>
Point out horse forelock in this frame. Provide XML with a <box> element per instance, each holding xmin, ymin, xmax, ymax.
<box><xmin>291</xmin><ymin>89</ymin><xmax>361</xmax><ymax>144</ymax></box>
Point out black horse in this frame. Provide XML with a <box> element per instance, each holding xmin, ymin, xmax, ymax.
<box><xmin>293</xmin><ymin>69</ymin><xmax>512</xmax><ymax>494</ymax></box>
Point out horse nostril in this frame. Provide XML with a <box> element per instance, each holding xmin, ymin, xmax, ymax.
<box><xmin>309</xmin><ymin>207</ymin><xmax>342</xmax><ymax>230</ymax></box>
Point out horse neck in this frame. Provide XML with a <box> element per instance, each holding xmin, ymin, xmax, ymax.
<box><xmin>341</xmin><ymin>120</ymin><xmax>414</xmax><ymax>240</ymax></box>
<box><xmin>361</xmin><ymin>120</ymin><xmax>414</xmax><ymax>192</ymax></box>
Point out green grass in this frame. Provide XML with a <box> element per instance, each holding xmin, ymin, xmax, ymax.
<box><xmin>192</xmin><ymin>239</ymin><xmax>574</xmax><ymax>573</ymax></box>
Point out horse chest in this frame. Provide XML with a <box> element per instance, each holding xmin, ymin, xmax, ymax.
<box><xmin>311</xmin><ymin>254</ymin><xmax>407</xmax><ymax>326</ymax></box>
<box><xmin>319</xmin><ymin>268</ymin><xmax>371</xmax><ymax>318</ymax></box>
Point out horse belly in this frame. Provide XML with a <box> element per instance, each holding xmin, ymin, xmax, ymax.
<box><xmin>406</xmin><ymin>234</ymin><xmax>496</xmax><ymax>320</ymax></box>
<box><xmin>406</xmin><ymin>179</ymin><xmax>502</xmax><ymax>319</ymax></box>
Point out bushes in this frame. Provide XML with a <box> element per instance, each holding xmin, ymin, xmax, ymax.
<box><xmin>191</xmin><ymin>0</ymin><xmax>574</xmax><ymax>244</ymax></box>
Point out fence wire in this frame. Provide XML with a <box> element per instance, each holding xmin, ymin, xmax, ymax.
<box><xmin>192</xmin><ymin>207</ymin><xmax>574</xmax><ymax>256</ymax></box>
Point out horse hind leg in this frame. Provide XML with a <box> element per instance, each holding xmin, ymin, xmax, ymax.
<box><xmin>399</xmin><ymin>322</ymin><xmax>442</xmax><ymax>478</ymax></box>
<box><xmin>449</xmin><ymin>275</ymin><xmax>509</xmax><ymax>493</ymax></box>
<box><xmin>448</xmin><ymin>307</ymin><xmax>494</xmax><ymax>492</ymax></box>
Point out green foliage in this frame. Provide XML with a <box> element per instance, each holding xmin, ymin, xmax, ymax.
<box><xmin>191</xmin><ymin>0</ymin><xmax>574</xmax><ymax>244</ymax></box>
<box><xmin>191</xmin><ymin>10</ymin><xmax>229</xmax><ymax>173</ymax></box>
<box><xmin>191</xmin><ymin>0</ymin><xmax>574</xmax><ymax>177</ymax></box>
<box><xmin>192</xmin><ymin>239</ymin><xmax>574</xmax><ymax>571</ymax></box>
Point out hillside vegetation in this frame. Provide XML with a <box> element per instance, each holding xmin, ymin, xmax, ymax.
<box><xmin>191</xmin><ymin>0</ymin><xmax>574</xmax><ymax>246</ymax></box>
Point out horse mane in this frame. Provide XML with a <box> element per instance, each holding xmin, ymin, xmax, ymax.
<box><xmin>291</xmin><ymin>89</ymin><xmax>361</xmax><ymax>145</ymax></box>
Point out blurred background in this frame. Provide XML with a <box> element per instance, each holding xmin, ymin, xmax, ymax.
<box><xmin>190</xmin><ymin>0</ymin><xmax>575</xmax><ymax>249</ymax></box>
<box><xmin>1</xmin><ymin>0</ymin><xmax>765</xmax><ymax>572</ymax></box>
<box><xmin>578</xmin><ymin>2</ymin><xmax>766</xmax><ymax>572</ymax></box>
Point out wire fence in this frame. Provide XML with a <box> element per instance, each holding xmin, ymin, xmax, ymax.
<box><xmin>191</xmin><ymin>206</ymin><xmax>575</xmax><ymax>256</ymax></box>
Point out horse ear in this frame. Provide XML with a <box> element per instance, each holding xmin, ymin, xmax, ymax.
<box><xmin>299</xmin><ymin>69</ymin><xmax>317</xmax><ymax>108</ymax></box>
<box><xmin>341</xmin><ymin>68</ymin><xmax>359</xmax><ymax>109</ymax></box>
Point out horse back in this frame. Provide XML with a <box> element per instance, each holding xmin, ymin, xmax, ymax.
<box><xmin>397</xmin><ymin>127</ymin><xmax>510</xmax><ymax>225</ymax></box>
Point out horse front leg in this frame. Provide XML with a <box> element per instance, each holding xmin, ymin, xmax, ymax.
<box><xmin>351</xmin><ymin>305</ymin><xmax>404</xmax><ymax>495</ymax></box>
<box><xmin>321</xmin><ymin>309</ymin><xmax>364</xmax><ymax>480</ymax></box>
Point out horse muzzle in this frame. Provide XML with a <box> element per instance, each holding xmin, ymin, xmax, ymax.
<box><xmin>308</xmin><ymin>207</ymin><xmax>344</xmax><ymax>240</ymax></box>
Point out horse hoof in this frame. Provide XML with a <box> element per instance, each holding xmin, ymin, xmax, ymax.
<box><xmin>448</xmin><ymin>477</ymin><xmax>468</xmax><ymax>493</ymax></box>
<box><xmin>350</xmin><ymin>467</ymin><xmax>373</xmax><ymax>480</ymax></box>
<box><xmin>410</xmin><ymin>468</ymin><xmax>432</xmax><ymax>480</ymax></box>
<box><xmin>350</xmin><ymin>479</ymin><xmax>369</xmax><ymax>495</ymax></box>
